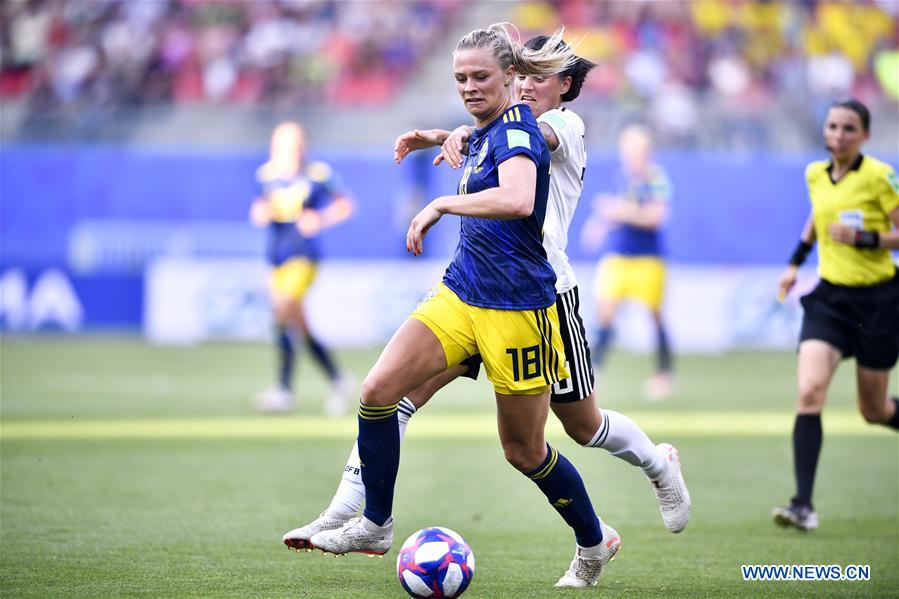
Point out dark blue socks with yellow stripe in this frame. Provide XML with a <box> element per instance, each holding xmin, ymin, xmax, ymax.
<box><xmin>358</xmin><ymin>400</ymin><xmax>400</xmax><ymax>526</ymax></box>
<box><xmin>277</xmin><ymin>326</ymin><xmax>294</xmax><ymax>390</ymax></box>
<box><xmin>526</xmin><ymin>443</ymin><xmax>603</xmax><ymax>547</ymax></box>
<box><xmin>305</xmin><ymin>334</ymin><xmax>339</xmax><ymax>382</ymax></box>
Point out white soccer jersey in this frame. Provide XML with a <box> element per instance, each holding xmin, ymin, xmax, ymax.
<box><xmin>538</xmin><ymin>107</ymin><xmax>587</xmax><ymax>294</ymax></box>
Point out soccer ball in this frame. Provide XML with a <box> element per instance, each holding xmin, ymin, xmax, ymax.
<box><xmin>396</xmin><ymin>527</ymin><xmax>475</xmax><ymax>598</ymax></box>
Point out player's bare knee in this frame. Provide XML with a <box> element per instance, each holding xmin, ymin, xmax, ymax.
<box><xmin>360</xmin><ymin>373</ymin><xmax>396</xmax><ymax>407</ymax></box>
<box><xmin>502</xmin><ymin>442</ymin><xmax>543</xmax><ymax>473</ymax></box>
<box><xmin>858</xmin><ymin>400</ymin><xmax>889</xmax><ymax>424</ymax></box>
<box><xmin>563</xmin><ymin>421</ymin><xmax>594</xmax><ymax>446</ymax></box>
<box><xmin>796</xmin><ymin>379</ymin><xmax>827</xmax><ymax>410</ymax></box>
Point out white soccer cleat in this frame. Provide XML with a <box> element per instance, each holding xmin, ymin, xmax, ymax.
<box><xmin>555</xmin><ymin>521</ymin><xmax>621</xmax><ymax>588</ymax></box>
<box><xmin>309</xmin><ymin>516</ymin><xmax>393</xmax><ymax>556</ymax></box>
<box><xmin>283</xmin><ymin>511</ymin><xmax>353</xmax><ymax>551</ymax></box>
<box><xmin>324</xmin><ymin>374</ymin><xmax>355</xmax><ymax>418</ymax></box>
<box><xmin>253</xmin><ymin>387</ymin><xmax>295</xmax><ymax>413</ymax></box>
<box><xmin>652</xmin><ymin>442</ymin><xmax>691</xmax><ymax>533</ymax></box>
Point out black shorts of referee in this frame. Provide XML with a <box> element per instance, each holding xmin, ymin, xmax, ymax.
<box><xmin>799</xmin><ymin>271</ymin><xmax>899</xmax><ymax>370</ymax></box>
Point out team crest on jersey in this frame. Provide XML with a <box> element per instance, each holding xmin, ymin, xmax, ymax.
<box><xmin>887</xmin><ymin>171</ymin><xmax>899</xmax><ymax>194</ymax></box>
<box><xmin>477</xmin><ymin>139</ymin><xmax>489</xmax><ymax>167</ymax></box>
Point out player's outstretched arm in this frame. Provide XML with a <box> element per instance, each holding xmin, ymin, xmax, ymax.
<box><xmin>406</xmin><ymin>156</ymin><xmax>537</xmax><ymax>256</ymax></box>
<box><xmin>394</xmin><ymin>129</ymin><xmax>452</xmax><ymax>164</ymax></box>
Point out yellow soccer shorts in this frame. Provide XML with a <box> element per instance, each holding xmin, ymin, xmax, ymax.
<box><xmin>271</xmin><ymin>258</ymin><xmax>318</xmax><ymax>300</ymax></box>
<box><xmin>410</xmin><ymin>283</ymin><xmax>569</xmax><ymax>396</ymax></box>
<box><xmin>595</xmin><ymin>255</ymin><xmax>666</xmax><ymax>311</ymax></box>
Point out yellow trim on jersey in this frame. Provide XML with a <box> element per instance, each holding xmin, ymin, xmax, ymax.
<box><xmin>271</xmin><ymin>258</ymin><xmax>317</xmax><ymax>300</ymax></box>
<box><xmin>806</xmin><ymin>155</ymin><xmax>899</xmax><ymax>286</ymax></box>
<box><xmin>502</xmin><ymin>106</ymin><xmax>522</xmax><ymax>124</ymax></box>
<box><xmin>410</xmin><ymin>284</ymin><xmax>568</xmax><ymax>396</ymax></box>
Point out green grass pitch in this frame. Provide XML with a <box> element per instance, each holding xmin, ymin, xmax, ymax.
<box><xmin>1</xmin><ymin>338</ymin><xmax>897</xmax><ymax>598</ymax></box>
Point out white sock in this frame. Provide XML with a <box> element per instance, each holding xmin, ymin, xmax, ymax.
<box><xmin>326</xmin><ymin>397</ymin><xmax>417</xmax><ymax>516</ymax></box>
<box><xmin>585</xmin><ymin>409</ymin><xmax>666</xmax><ymax>481</ymax></box>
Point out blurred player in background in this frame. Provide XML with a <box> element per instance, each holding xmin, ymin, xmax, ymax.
<box><xmin>250</xmin><ymin>121</ymin><xmax>354</xmax><ymax>416</ymax></box>
<box><xmin>582</xmin><ymin>124</ymin><xmax>674</xmax><ymax>400</ymax></box>
<box><xmin>773</xmin><ymin>99</ymin><xmax>899</xmax><ymax>531</ymax></box>
<box><xmin>306</xmin><ymin>24</ymin><xmax>622</xmax><ymax>588</ymax></box>
<box><xmin>283</xmin><ymin>35</ymin><xmax>690</xmax><ymax>578</ymax></box>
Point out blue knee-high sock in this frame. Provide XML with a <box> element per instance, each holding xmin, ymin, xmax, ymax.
<box><xmin>305</xmin><ymin>334</ymin><xmax>339</xmax><ymax>381</ymax></box>
<box><xmin>277</xmin><ymin>326</ymin><xmax>295</xmax><ymax>390</ymax></box>
<box><xmin>655</xmin><ymin>323</ymin><xmax>672</xmax><ymax>373</ymax></box>
<box><xmin>358</xmin><ymin>401</ymin><xmax>400</xmax><ymax>526</ymax></box>
<box><xmin>526</xmin><ymin>444</ymin><xmax>603</xmax><ymax>547</ymax></box>
<box><xmin>592</xmin><ymin>327</ymin><xmax>614</xmax><ymax>368</ymax></box>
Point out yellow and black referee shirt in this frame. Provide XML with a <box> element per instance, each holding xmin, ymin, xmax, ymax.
<box><xmin>806</xmin><ymin>154</ymin><xmax>899</xmax><ymax>286</ymax></box>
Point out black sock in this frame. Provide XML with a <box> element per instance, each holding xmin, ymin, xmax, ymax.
<box><xmin>885</xmin><ymin>397</ymin><xmax>899</xmax><ymax>431</ymax></box>
<box><xmin>791</xmin><ymin>413</ymin><xmax>822</xmax><ymax>508</ymax></box>
<box><xmin>592</xmin><ymin>327</ymin><xmax>614</xmax><ymax>368</ymax></box>
<box><xmin>655</xmin><ymin>323</ymin><xmax>672</xmax><ymax>373</ymax></box>
<box><xmin>277</xmin><ymin>326</ymin><xmax>294</xmax><ymax>390</ymax></box>
<box><xmin>306</xmin><ymin>334</ymin><xmax>339</xmax><ymax>381</ymax></box>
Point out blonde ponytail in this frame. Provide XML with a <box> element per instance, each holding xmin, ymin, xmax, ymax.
<box><xmin>455</xmin><ymin>22</ymin><xmax>577</xmax><ymax>77</ymax></box>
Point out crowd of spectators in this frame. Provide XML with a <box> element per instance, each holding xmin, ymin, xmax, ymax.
<box><xmin>1</xmin><ymin>0</ymin><xmax>461</xmax><ymax>111</ymax></box>
<box><xmin>513</xmin><ymin>0</ymin><xmax>898</xmax><ymax>146</ymax></box>
<box><xmin>1</xmin><ymin>0</ymin><xmax>896</xmax><ymax>149</ymax></box>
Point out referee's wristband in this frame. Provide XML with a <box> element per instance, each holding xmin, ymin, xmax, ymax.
<box><xmin>854</xmin><ymin>230</ymin><xmax>880</xmax><ymax>248</ymax></box>
<box><xmin>788</xmin><ymin>240</ymin><xmax>813</xmax><ymax>266</ymax></box>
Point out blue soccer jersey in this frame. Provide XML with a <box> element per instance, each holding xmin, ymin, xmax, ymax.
<box><xmin>604</xmin><ymin>165</ymin><xmax>671</xmax><ymax>257</ymax></box>
<box><xmin>256</xmin><ymin>161</ymin><xmax>344</xmax><ymax>265</ymax></box>
<box><xmin>442</xmin><ymin>104</ymin><xmax>556</xmax><ymax>310</ymax></box>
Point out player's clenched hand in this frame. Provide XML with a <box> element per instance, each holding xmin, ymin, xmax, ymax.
<box><xmin>435</xmin><ymin>126</ymin><xmax>472</xmax><ymax>169</ymax></box>
<box><xmin>827</xmin><ymin>223</ymin><xmax>856</xmax><ymax>246</ymax></box>
<box><xmin>395</xmin><ymin>129</ymin><xmax>445</xmax><ymax>164</ymax></box>
<box><xmin>777</xmin><ymin>265</ymin><xmax>798</xmax><ymax>302</ymax></box>
<box><xmin>406</xmin><ymin>202</ymin><xmax>443</xmax><ymax>256</ymax></box>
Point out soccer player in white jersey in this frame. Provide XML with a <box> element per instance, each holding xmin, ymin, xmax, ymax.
<box><xmin>284</xmin><ymin>35</ymin><xmax>691</xmax><ymax>587</ymax></box>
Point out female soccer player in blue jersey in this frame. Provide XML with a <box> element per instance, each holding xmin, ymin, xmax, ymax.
<box><xmin>582</xmin><ymin>124</ymin><xmax>675</xmax><ymax>400</ymax></box>
<box><xmin>307</xmin><ymin>24</ymin><xmax>618</xmax><ymax>588</ymax></box>
<box><xmin>284</xmin><ymin>36</ymin><xmax>690</xmax><ymax>588</ymax></box>
<box><xmin>772</xmin><ymin>100</ymin><xmax>899</xmax><ymax>531</ymax></box>
<box><xmin>250</xmin><ymin>122</ymin><xmax>355</xmax><ymax>416</ymax></box>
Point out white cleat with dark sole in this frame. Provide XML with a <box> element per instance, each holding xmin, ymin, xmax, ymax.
<box><xmin>309</xmin><ymin>516</ymin><xmax>393</xmax><ymax>556</ymax></box>
<box><xmin>555</xmin><ymin>521</ymin><xmax>621</xmax><ymax>588</ymax></box>
<box><xmin>652</xmin><ymin>442</ymin><xmax>691</xmax><ymax>533</ymax></box>
<box><xmin>283</xmin><ymin>511</ymin><xmax>353</xmax><ymax>551</ymax></box>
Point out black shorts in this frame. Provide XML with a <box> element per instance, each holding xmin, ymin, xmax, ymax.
<box><xmin>460</xmin><ymin>286</ymin><xmax>595</xmax><ymax>403</ymax></box>
<box><xmin>799</xmin><ymin>273</ymin><xmax>899</xmax><ymax>370</ymax></box>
